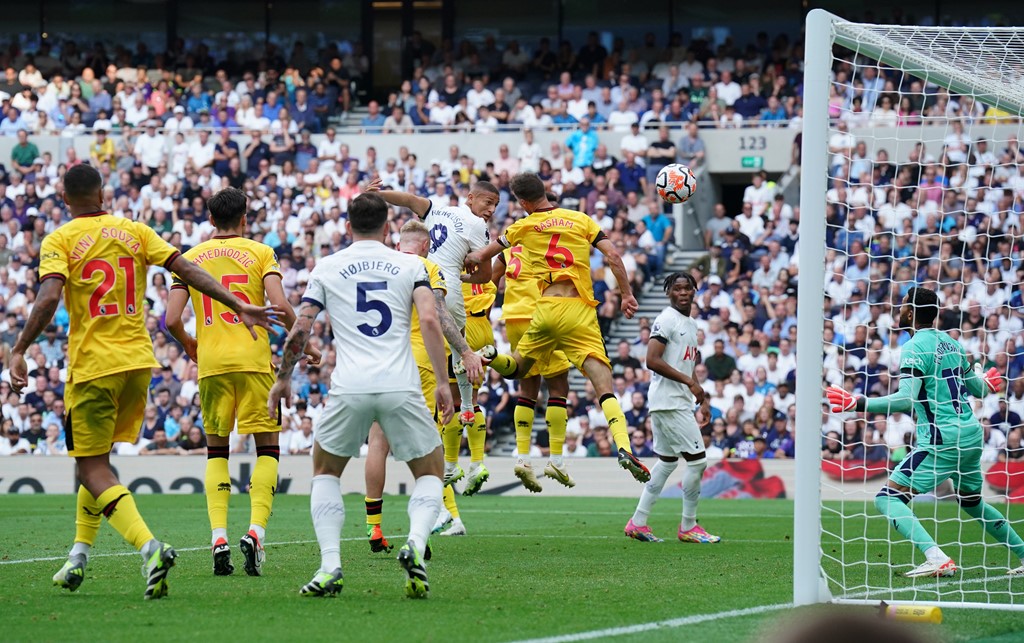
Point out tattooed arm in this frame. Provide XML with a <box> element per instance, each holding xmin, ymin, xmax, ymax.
<box><xmin>267</xmin><ymin>301</ymin><xmax>319</xmax><ymax>419</ymax></box>
<box><xmin>435</xmin><ymin>288</ymin><xmax>483</xmax><ymax>384</ymax></box>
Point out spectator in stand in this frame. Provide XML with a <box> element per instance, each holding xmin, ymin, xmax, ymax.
<box><xmin>678</xmin><ymin>122</ymin><xmax>705</xmax><ymax>169</ymax></box>
<box><xmin>382</xmin><ymin>105</ymin><xmax>413</xmax><ymax>133</ymax></box>
<box><xmin>360</xmin><ymin>99</ymin><xmax>386</xmax><ymax>131</ymax></box>
<box><xmin>565</xmin><ymin>117</ymin><xmax>599</xmax><ymax>167</ymax></box>
<box><xmin>705</xmin><ymin>340</ymin><xmax>737</xmax><ymax>381</ymax></box>
<box><xmin>645</xmin><ymin>125</ymin><xmax>676</xmax><ymax>192</ymax></box>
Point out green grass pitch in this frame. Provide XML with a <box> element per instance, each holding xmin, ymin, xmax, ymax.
<box><xmin>2</xmin><ymin>494</ymin><xmax>1022</xmax><ymax>642</ymax></box>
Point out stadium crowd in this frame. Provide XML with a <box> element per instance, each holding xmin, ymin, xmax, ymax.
<box><xmin>0</xmin><ymin>31</ymin><xmax>1022</xmax><ymax>467</ymax></box>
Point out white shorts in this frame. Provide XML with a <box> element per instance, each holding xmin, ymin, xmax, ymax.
<box><xmin>651</xmin><ymin>409</ymin><xmax>705</xmax><ymax>456</ymax></box>
<box><xmin>316</xmin><ymin>390</ymin><xmax>442</xmax><ymax>462</ymax></box>
<box><xmin>443</xmin><ymin>288</ymin><xmax>467</xmax><ymax>329</ymax></box>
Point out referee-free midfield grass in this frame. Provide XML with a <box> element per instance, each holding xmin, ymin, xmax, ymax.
<box><xmin>1</xmin><ymin>494</ymin><xmax>1022</xmax><ymax>642</ymax></box>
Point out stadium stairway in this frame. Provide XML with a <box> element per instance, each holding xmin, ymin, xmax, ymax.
<box><xmin>491</xmin><ymin>248</ymin><xmax>705</xmax><ymax>456</ymax></box>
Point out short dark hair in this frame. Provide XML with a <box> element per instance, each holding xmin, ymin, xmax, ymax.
<box><xmin>348</xmin><ymin>192</ymin><xmax>389</xmax><ymax>234</ymax></box>
<box><xmin>207</xmin><ymin>187</ymin><xmax>247</xmax><ymax>229</ymax></box>
<box><xmin>470</xmin><ymin>180</ymin><xmax>499</xmax><ymax>196</ymax></box>
<box><xmin>662</xmin><ymin>271</ymin><xmax>697</xmax><ymax>294</ymax></box>
<box><xmin>509</xmin><ymin>172</ymin><xmax>545</xmax><ymax>203</ymax></box>
<box><xmin>907</xmin><ymin>286</ymin><xmax>939</xmax><ymax>326</ymax></box>
<box><xmin>63</xmin><ymin>164</ymin><xmax>102</xmax><ymax>202</ymax></box>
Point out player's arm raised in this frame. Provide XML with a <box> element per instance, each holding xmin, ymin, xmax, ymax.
<box><xmin>363</xmin><ymin>177</ymin><xmax>431</xmax><ymax>218</ymax></box>
<box><xmin>595</xmin><ymin>237</ymin><xmax>639</xmax><ymax>318</ymax></box>
<box><xmin>9</xmin><ymin>278</ymin><xmax>63</xmax><ymax>393</ymax></box>
<box><xmin>646</xmin><ymin>336</ymin><xmax>706</xmax><ymax>404</ymax></box>
<box><xmin>165</xmin><ymin>287</ymin><xmax>198</xmax><ymax>362</ymax></box>
<box><xmin>464</xmin><ymin>239</ymin><xmax>506</xmax><ymax>276</ymax></box>
<box><xmin>167</xmin><ymin>255</ymin><xmax>283</xmax><ymax>340</ymax></box>
<box><xmin>268</xmin><ymin>301</ymin><xmax>319</xmax><ymax>419</ymax></box>
<box><xmin>416</xmin><ymin>285</ymin><xmax>455</xmax><ymax>425</ymax></box>
<box><xmin>265</xmin><ymin>273</ymin><xmax>321</xmax><ymax>365</ymax></box>
<box><xmin>826</xmin><ymin>376</ymin><xmax>918</xmax><ymax>414</ymax></box>
<box><xmin>433</xmin><ymin>288</ymin><xmax>483</xmax><ymax>385</ymax></box>
<box><xmin>491</xmin><ymin>254</ymin><xmax>507</xmax><ymax>289</ymax></box>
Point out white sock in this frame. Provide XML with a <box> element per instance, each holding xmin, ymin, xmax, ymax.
<box><xmin>140</xmin><ymin>538</ymin><xmax>159</xmax><ymax>561</ymax></box>
<box><xmin>407</xmin><ymin>475</ymin><xmax>443</xmax><ymax>559</ymax></box>
<box><xmin>444</xmin><ymin>461</ymin><xmax>457</xmax><ymax>474</ymax></box>
<box><xmin>455</xmin><ymin>371</ymin><xmax>473</xmax><ymax>414</ymax></box>
<box><xmin>310</xmin><ymin>474</ymin><xmax>344</xmax><ymax>572</ymax></box>
<box><xmin>70</xmin><ymin>542</ymin><xmax>91</xmax><ymax>561</ymax></box>
<box><xmin>248</xmin><ymin>524</ymin><xmax>266</xmax><ymax>541</ymax></box>
<box><xmin>517</xmin><ymin>453</ymin><xmax>530</xmax><ymax>465</ymax></box>
<box><xmin>549</xmin><ymin>454</ymin><xmax>564</xmax><ymax>467</ymax></box>
<box><xmin>924</xmin><ymin>545</ymin><xmax>949</xmax><ymax>564</ymax></box>
<box><xmin>631</xmin><ymin>459</ymin><xmax>678</xmax><ymax>527</ymax></box>
<box><xmin>681</xmin><ymin>458</ymin><xmax>707</xmax><ymax>531</ymax></box>
<box><xmin>211</xmin><ymin>528</ymin><xmax>228</xmax><ymax>546</ymax></box>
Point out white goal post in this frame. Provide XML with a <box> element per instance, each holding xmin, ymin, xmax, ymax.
<box><xmin>795</xmin><ymin>8</ymin><xmax>1024</xmax><ymax>610</ymax></box>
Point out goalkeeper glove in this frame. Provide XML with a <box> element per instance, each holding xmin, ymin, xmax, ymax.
<box><xmin>974</xmin><ymin>364</ymin><xmax>1003</xmax><ymax>393</ymax></box>
<box><xmin>825</xmin><ymin>385</ymin><xmax>860</xmax><ymax>413</ymax></box>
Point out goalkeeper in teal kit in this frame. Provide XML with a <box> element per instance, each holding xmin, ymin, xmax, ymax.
<box><xmin>827</xmin><ymin>287</ymin><xmax>1024</xmax><ymax>578</ymax></box>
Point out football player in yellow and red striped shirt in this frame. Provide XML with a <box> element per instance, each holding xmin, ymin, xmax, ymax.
<box><xmin>10</xmin><ymin>165</ymin><xmax>279</xmax><ymax>600</ymax></box>
<box><xmin>166</xmin><ymin>187</ymin><xmax>320</xmax><ymax>577</ymax></box>
<box><xmin>464</xmin><ymin>172</ymin><xmax>649</xmax><ymax>484</ymax></box>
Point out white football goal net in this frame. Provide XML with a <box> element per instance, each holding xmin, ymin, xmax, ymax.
<box><xmin>795</xmin><ymin>9</ymin><xmax>1024</xmax><ymax>611</ymax></box>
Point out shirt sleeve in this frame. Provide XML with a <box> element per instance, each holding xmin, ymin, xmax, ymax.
<box><xmin>468</xmin><ymin>217</ymin><xmax>488</xmax><ymax>252</ymax></box>
<box><xmin>413</xmin><ymin>261</ymin><xmax>431</xmax><ymax>291</ymax></box>
<box><xmin>583</xmin><ymin>213</ymin><xmax>603</xmax><ymax>244</ymax></box>
<box><xmin>898</xmin><ymin>338</ymin><xmax>925</xmax><ymax>377</ymax></box>
<box><xmin>263</xmin><ymin>248</ymin><xmax>283</xmax><ymax>280</ymax></box>
<box><xmin>501</xmin><ymin>218</ymin><xmax>526</xmax><ymax>248</ymax></box>
<box><xmin>650</xmin><ymin>312</ymin><xmax>672</xmax><ymax>345</ymax></box>
<box><xmin>430</xmin><ymin>263</ymin><xmax>447</xmax><ymax>295</ymax></box>
<box><xmin>301</xmin><ymin>264</ymin><xmax>326</xmax><ymax>309</ymax></box>
<box><xmin>139</xmin><ymin>223</ymin><xmax>181</xmax><ymax>269</ymax></box>
<box><xmin>38</xmin><ymin>231</ymin><xmax>69</xmax><ymax>283</ymax></box>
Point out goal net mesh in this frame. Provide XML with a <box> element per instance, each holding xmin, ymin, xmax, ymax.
<box><xmin>818</xmin><ymin>20</ymin><xmax>1024</xmax><ymax>608</ymax></box>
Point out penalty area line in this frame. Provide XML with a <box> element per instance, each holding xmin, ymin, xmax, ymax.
<box><xmin>504</xmin><ymin>603</ymin><xmax>792</xmax><ymax>643</ymax></box>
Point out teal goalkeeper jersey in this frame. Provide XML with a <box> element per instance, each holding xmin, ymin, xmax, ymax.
<box><xmin>896</xmin><ymin>329</ymin><xmax>981</xmax><ymax>447</ymax></box>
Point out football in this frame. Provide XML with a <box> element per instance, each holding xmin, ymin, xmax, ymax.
<box><xmin>655</xmin><ymin>163</ymin><xmax>697</xmax><ymax>204</ymax></box>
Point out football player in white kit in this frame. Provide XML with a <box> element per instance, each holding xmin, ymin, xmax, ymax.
<box><xmin>365</xmin><ymin>177</ymin><xmax>498</xmax><ymax>492</ymax></box>
<box><xmin>624</xmin><ymin>272</ymin><xmax>721</xmax><ymax>544</ymax></box>
<box><xmin>268</xmin><ymin>193</ymin><xmax>453</xmax><ymax>598</ymax></box>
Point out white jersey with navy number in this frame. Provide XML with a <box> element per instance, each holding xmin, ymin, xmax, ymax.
<box><xmin>647</xmin><ymin>306</ymin><xmax>701</xmax><ymax>412</ymax></box>
<box><xmin>302</xmin><ymin>240</ymin><xmax>430</xmax><ymax>395</ymax></box>
<box><xmin>423</xmin><ymin>203</ymin><xmax>488</xmax><ymax>326</ymax></box>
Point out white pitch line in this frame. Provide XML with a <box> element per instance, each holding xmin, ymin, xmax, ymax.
<box><xmin>504</xmin><ymin>603</ymin><xmax>793</xmax><ymax>643</ymax></box>
<box><xmin>838</xmin><ymin>573</ymin><xmax>1019</xmax><ymax>601</ymax></box>
<box><xmin>462</xmin><ymin>509</ymin><xmax>793</xmax><ymax>519</ymax></box>
<box><xmin>0</xmin><ymin>534</ymin><xmax>792</xmax><ymax>566</ymax></box>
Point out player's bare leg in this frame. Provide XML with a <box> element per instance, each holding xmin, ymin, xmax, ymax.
<box><xmin>400</xmin><ymin>446</ymin><xmax>445</xmax><ymax>598</ymax></box>
<box><xmin>542</xmin><ymin>371</ymin><xmax>575</xmax><ymax>488</ymax></box>
<box><xmin>364</xmin><ymin>423</ymin><xmax>393</xmax><ymax>553</ymax></box>
<box><xmin>582</xmin><ymin>355</ymin><xmax>650</xmax><ymax>483</ymax></box>
<box><xmin>301</xmin><ymin>442</ymin><xmax>346</xmax><ymax>596</ymax></box>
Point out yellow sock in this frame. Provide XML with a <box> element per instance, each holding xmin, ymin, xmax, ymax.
<box><xmin>249</xmin><ymin>447</ymin><xmax>280</xmax><ymax>531</ymax></box>
<box><xmin>600</xmin><ymin>394</ymin><xmax>631</xmax><ymax>453</ymax></box>
<box><xmin>443</xmin><ymin>485</ymin><xmax>460</xmax><ymax>520</ymax></box>
<box><xmin>489</xmin><ymin>353</ymin><xmax>518</xmax><ymax>377</ymax></box>
<box><xmin>95</xmin><ymin>485</ymin><xmax>154</xmax><ymax>551</ymax></box>
<box><xmin>365</xmin><ymin>497</ymin><xmax>383</xmax><ymax>527</ymax></box>
<box><xmin>547</xmin><ymin>396</ymin><xmax>568</xmax><ymax>457</ymax></box>
<box><xmin>514</xmin><ymin>397</ymin><xmax>536</xmax><ymax>456</ymax></box>
<box><xmin>205</xmin><ymin>447</ymin><xmax>231</xmax><ymax>532</ymax></box>
<box><xmin>75</xmin><ymin>484</ymin><xmax>102</xmax><ymax>547</ymax></box>
<box><xmin>442</xmin><ymin>415</ymin><xmax>462</xmax><ymax>464</ymax></box>
<box><xmin>468</xmin><ymin>406</ymin><xmax>486</xmax><ymax>463</ymax></box>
